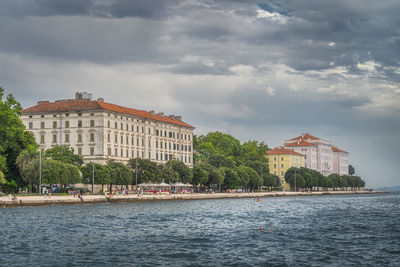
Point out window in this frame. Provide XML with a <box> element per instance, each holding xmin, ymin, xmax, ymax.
<box><xmin>115</xmin><ymin>148</ymin><xmax>118</xmax><ymax>156</ymax></box>
<box><xmin>40</xmin><ymin>135</ymin><xmax>45</xmax><ymax>143</ymax></box>
<box><xmin>142</xmin><ymin>138</ymin><xmax>144</xmax><ymax>147</ymax></box>
<box><xmin>78</xmin><ymin>120</ymin><xmax>82</xmax><ymax>128</ymax></box>
<box><xmin>281</xmin><ymin>164</ymin><xmax>284</xmax><ymax>168</ymax></box>
<box><xmin>165</xmin><ymin>153</ymin><xmax>168</xmax><ymax>160</ymax></box>
<box><xmin>156</xmin><ymin>141</ymin><xmax>158</xmax><ymax>148</ymax></box>
<box><xmin>142</xmin><ymin>127</ymin><xmax>144</xmax><ymax>133</ymax></box>
<box><xmin>281</xmin><ymin>171</ymin><xmax>284</xmax><ymax>176</ymax></box>
<box><xmin>148</xmin><ymin>139</ymin><xmax>151</xmax><ymax>147</ymax></box>
<box><xmin>127</xmin><ymin>149</ymin><xmax>129</xmax><ymax>157</ymax></box>
<box><xmin>148</xmin><ymin>152</ymin><xmax>151</xmax><ymax>159</ymax></box>
<box><xmin>121</xmin><ymin>149</ymin><xmax>123</xmax><ymax>157</ymax></box>
<box><xmin>53</xmin><ymin>121</ymin><xmax>57</xmax><ymax>129</ymax></box>
<box><xmin>65</xmin><ymin>121</ymin><xmax>69</xmax><ymax>128</ymax></box>
<box><xmin>188</xmin><ymin>135</ymin><xmax>190</xmax><ymax>141</ymax></box>
<box><xmin>115</xmin><ymin>122</ymin><xmax>118</xmax><ymax>129</ymax></box>
<box><xmin>90</xmin><ymin>120</ymin><xmax>95</xmax><ymax>127</ymax></box>
<box><xmin>29</xmin><ymin>115</ymin><xmax>32</xmax><ymax>118</ymax></box>
<box><xmin>91</xmin><ymin>113</ymin><xmax>94</xmax><ymax>116</ymax></box>
<box><xmin>52</xmin><ymin>135</ymin><xmax>57</xmax><ymax>143</ymax></box>
<box><xmin>189</xmin><ymin>146</ymin><xmax>192</xmax><ymax>152</ymax></box>
<box><xmin>137</xmin><ymin>126</ymin><xmax>139</xmax><ymax>132</ymax></box>
<box><xmin>274</xmin><ymin>164</ymin><xmax>277</xmax><ymax>168</ymax></box>
<box><xmin>169</xmin><ymin>143</ymin><xmax>171</xmax><ymax>149</ymax></box>
<box><xmin>169</xmin><ymin>132</ymin><xmax>172</xmax><ymax>138</ymax></box>
<box><xmin>90</xmin><ymin>147</ymin><xmax>94</xmax><ymax>156</ymax></box>
<box><xmin>41</xmin><ymin>115</ymin><xmax>44</xmax><ymax>118</ymax></box>
<box><xmin>274</xmin><ymin>157</ymin><xmax>276</xmax><ymax>161</ymax></box>
<box><xmin>66</xmin><ymin>113</ymin><xmax>69</xmax><ymax>117</ymax></box>
<box><xmin>121</xmin><ymin>123</ymin><xmax>123</xmax><ymax>130</ymax></box>
<box><xmin>169</xmin><ymin>154</ymin><xmax>172</xmax><ymax>160</ymax></box>
<box><xmin>173</xmin><ymin>143</ymin><xmax>176</xmax><ymax>150</ymax></box>
<box><xmin>148</xmin><ymin>128</ymin><xmax>151</xmax><ymax>134</ymax></box>
<box><xmin>156</xmin><ymin>153</ymin><xmax>159</xmax><ymax>160</ymax></box>
<box><xmin>78</xmin><ymin>147</ymin><xmax>82</xmax><ymax>156</ymax></box>
<box><xmin>65</xmin><ymin>134</ymin><xmax>70</xmax><ymax>143</ymax></box>
<box><xmin>78</xmin><ymin>134</ymin><xmax>82</xmax><ymax>143</ymax></box>
<box><xmin>281</xmin><ymin>157</ymin><xmax>284</xmax><ymax>161</ymax></box>
<box><xmin>41</xmin><ymin>122</ymin><xmax>45</xmax><ymax>129</ymax></box>
<box><xmin>131</xmin><ymin>125</ymin><xmax>134</xmax><ymax>131</ymax></box>
<box><xmin>137</xmin><ymin>138</ymin><xmax>139</xmax><ymax>146</ymax></box>
<box><xmin>108</xmin><ymin>147</ymin><xmax>111</xmax><ymax>156</ymax></box>
<box><xmin>115</xmin><ymin>135</ymin><xmax>118</xmax><ymax>143</ymax></box>
<box><xmin>173</xmin><ymin>132</ymin><xmax>175</xmax><ymax>138</ymax></box>
<box><xmin>126</xmin><ymin>124</ymin><xmax>128</xmax><ymax>131</ymax></box>
<box><xmin>137</xmin><ymin>151</ymin><xmax>139</xmax><ymax>157</ymax></box>
<box><xmin>29</xmin><ymin>122</ymin><xmax>33</xmax><ymax>129</ymax></box>
<box><xmin>156</xmin><ymin>130</ymin><xmax>159</xmax><ymax>136</ymax></box>
<box><xmin>90</xmin><ymin>133</ymin><xmax>95</xmax><ymax>142</ymax></box>
<box><xmin>121</xmin><ymin>135</ymin><xmax>123</xmax><ymax>144</ymax></box>
<box><xmin>53</xmin><ymin>114</ymin><xmax>57</xmax><ymax>118</ymax></box>
<box><xmin>142</xmin><ymin>151</ymin><xmax>144</xmax><ymax>158</ymax></box>
<box><xmin>132</xmin><ymin>137</ymin><xmax>134</xmax><ymax>146</ymax></box>
<box><xmin>177</xmin><ymin>144</ymin><xmax>179</xmax><ymax>151</ymax></box>
<box><xmin>160</xmin><ymin>154</ymin><xmax>163</xmax><ymax>160</ymax></box>
<box><xmin>108</xmin><ymin>134</ymin><xmax>111</xmax><ymax>143</ymax></box>
<box><xmin>164</xmin><ymin>131</ymin><xmax>167</xmax><ymax>137</ymax></box>
<box><xmin>126</xmin><ymin>136</ymin><xmax>129</xmax><ymax>144</ymax></box>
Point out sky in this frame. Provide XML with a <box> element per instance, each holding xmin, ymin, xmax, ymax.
<box><xmin>0</xmin><ymin>0</ymin><xmax>399</xmax><ymax>187</ymax></box>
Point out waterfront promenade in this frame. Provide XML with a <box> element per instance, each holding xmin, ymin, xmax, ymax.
<box><xmin>0</xmin><ymin>190</ymin><xmax>385</xmax><ymax>208</ymax></box>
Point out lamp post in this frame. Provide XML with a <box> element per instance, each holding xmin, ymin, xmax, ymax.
<box><xmin>294</xmin><ymin>168</ymin><xmax>297</xmax><ymax>192</ymax></box>
<box><xmin>92</xmin><ymin>162</ymin><xmax>94</xmax><ymax>195</ymax></box>
<box><xmin>135</xmin><ymin>157</ymin><xmax>138</xmax><ymax>193</ymax></box>
<box><xmin>39</xmin><ymin>147</ymin><xmax>42</xmax><ymax>195</ymax></box>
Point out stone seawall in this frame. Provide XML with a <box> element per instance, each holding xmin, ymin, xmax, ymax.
<box><xmin>0</xmin><ymin>191</ymin><xmax>387</xmax><ymax>208</ymax></box>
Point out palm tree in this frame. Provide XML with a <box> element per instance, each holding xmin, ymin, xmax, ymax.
<box><xmin>16</xmin><ymin>144</ymin><xmax>39</xmax><ymax>175</ymax></box>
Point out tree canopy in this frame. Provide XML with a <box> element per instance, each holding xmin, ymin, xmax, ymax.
<box><xmin>45</xmin><ymin>145</ymin><xmax>83</xmax><ymax>166</ymax></box>
<box><xmin>0</xmin><ymin>87</ymin><xmax>37</xmax><ymax>185</ymax></box>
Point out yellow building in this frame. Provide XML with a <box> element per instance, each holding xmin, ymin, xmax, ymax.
<box><xmin>266</xmin><ymin>147</ymin><xmax>305</xmax><ymax>190</ymax></box>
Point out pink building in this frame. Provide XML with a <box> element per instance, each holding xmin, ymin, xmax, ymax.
<box><xmin>332</xmin><ymin>147</ymin><xmax>349</xmax><ymax>175</ymax></box>
<box><xmin>283</xmin><ymin>133</ymin><xmax>349</xmax><ymax>176</ymax></box>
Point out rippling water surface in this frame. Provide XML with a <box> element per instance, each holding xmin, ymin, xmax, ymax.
<box><xmin>1</xmin><ymin>193</ymin><xmax>400</xmax><ymax>266</ymax></box>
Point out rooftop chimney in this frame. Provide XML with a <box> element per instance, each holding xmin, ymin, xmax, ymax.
<box><xmin>169</xmin><ymin>115</ymin><xmax>175</xmax><ymax>120</ymax></box>
<box><xmin>97</xmin><ymin>97</ymin><xmax>104</xmax><ymax>102</ymax></box>
<box><xmin>175</xmin><ymin>115</ymin><xmax>182</xmax><ymax>121</ymax></box>
<box><xmin>158</xmin><ymin>112</ymin><xmax>165</xmax><ymax>118</ymax></box>
<box><xmin>75</xmin><ymin>92</ymin><xmax>83</xmax><ymax>99</ymax></box>
<box><xmin>149</xmin><ymin>110</ymin><xmax>155</xmax><ymax>116</ymax></box>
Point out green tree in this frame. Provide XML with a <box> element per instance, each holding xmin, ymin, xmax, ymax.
<box><xmin>237</xmin><ymin>165</ymin><xmax>250</xmax><ymax>188</ymax></box>
<box><xmin>0</xmin><ymin>87</ymin><xmax>37</xmax><ymax>186</ymax></box>
<box><xmin>81</xmin><ymin>163</ymin><xmax>111</xmax><ymax>193</ymax></box>
<box><xmin>16</xmin><ymin>145</ymin><xmax>39</xmax><ymax>173</ymax></box>
<box><xmin>45</xmin><ymin>145</ymin><xmax>83</xmax><ymax>166</ymax></box>
<box><xmin>348</xmin><ymin>164</ymin><xmax>355</xmax><ymax>175</ymax></box>
<box><xmin>166</xmin><ymin>160</ymin><xmax>193</xmax><ymax>183</ymax></box>
<box><xmin>222</xmin><ymin>167</ymin><xmax>240</xmax><ymax>189</ymax></box>
<box><xmin>128</xmin><ymin>158</ymin><xmax>158</xmax><ymax>183</ymax></box>
<box><xmin>329</xmin><ymin>173</ymin><xmax>344</xmax><ymax>189</ymax></box>
<box><xmin>192</xmin><ymin>165</ymin><xmax>209</xmax><ymax>187</ymax></box>
<box><xmin>197</xmin><ymin>132</ymin><xmax>241</xmax><ymax>158</ymax></box>
<box><xmin>208</xmin><ymin>154</ymin><xmax>235</xmax><ymax>169</ymax></box>
<box><xmin>263</xmin><ymin>173</ymin><xmax>280</xmax><ymax>191</ymax></box>
<box><xmin>161</xmin><ymin>165</ymin><xmax>179</xmax><ymax>184</ymax></box>
<box><xmin>246</xmin><ymin>167</ymin><xmax>262</xmax><ymax>190</ymax></box>
<box><xmin>239</xmin><ymin>141</ymin><xmax>269</xmax><ymax>165</ymax></box>
<box><xmin>107</xmin><ymin>161</ymin><xmax>132</xmax><ymax>191</ymax></box>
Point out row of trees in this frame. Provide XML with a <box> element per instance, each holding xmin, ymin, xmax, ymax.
<box><xmin>192</xmin><ymin>132</ymin><xmax>281</xmax><ymax>191</ymax></box>
<box><xmin>284</xmin><ymin>167</ymin><xmax>365</xmax><ymax>191</ymax></box>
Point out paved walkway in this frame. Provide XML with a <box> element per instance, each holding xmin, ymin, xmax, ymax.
<box><xmin>0</xmin><ymin>190</ymin><xmax>384</xmax><ymax>207</ymax></box>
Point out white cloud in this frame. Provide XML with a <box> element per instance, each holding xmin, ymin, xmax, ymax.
<box><xmin>256</xmin><ymin>9</ymin><xmax>288</xmax><ymax>24</ymax></box>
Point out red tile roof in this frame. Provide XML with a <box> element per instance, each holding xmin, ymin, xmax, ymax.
<box><xmin>267</xmin><ymin>148</ymin><xmax>305</xmax><ymax>156</ymax></box>
<box><xmin>289</xmin><ymin>133</ymin><xmax>320</xmax><ymax>141</ymax></box>
<box><xmin>22</xmin><ymin>99</ymin><xmax>194</xmax><ymax>128</ymax></box>
<box><xmin>285</xmin><ymin>140</ymin><xmax>315</xmax><ymax>147</ymax></box>
<box><xmin>332</xmin><ymin>147</ymin><xmax>348</xmax><ymax>153</ymax></box>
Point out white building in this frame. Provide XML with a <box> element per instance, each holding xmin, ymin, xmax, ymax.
<box><xmin>21</xmin><ymin>92</ymin><xmax>195</xmax><ymax>167</ymax></box>
<box><xmin>283</xmin><ymin>133</ymin><xmax>349</xmax><ymax>176</ymax></box>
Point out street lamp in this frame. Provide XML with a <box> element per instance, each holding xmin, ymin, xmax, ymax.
<box><xmin>294</xmin><ymin>168</ymin><xmax>297</xmax><ymax>192</ymax></box>
<box><xmin>92</xmin><ymin>162</ymin><xmax>94</xmax><ymax>195</ymax></box>
<box><xmin>39</xmin><ymin>147</ymin><xmax>42</xmax><ymax>195</ymax></box>
<box><xmin>135</xmin><ymin>157</ymin><xmax>138</xmax><ymax>193</ymax></box>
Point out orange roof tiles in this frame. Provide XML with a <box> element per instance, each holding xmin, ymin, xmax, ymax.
<box><xmin>285</xmin><ymin>140</ymin><xmax>315</xmax><ymax>147</ymax></box>
<box><xmin>289</xmin><ymin>133</ymin><xmax>320</xmax><ymax>141</ymax></box>
<box><xmin>332</xmin><ymin>147</ymin><xmax>348</xmax><ymax>153</ymax></box>
<box><xmin>267</xmin><ymin>148</ymin><xmax>305</xmax><ymax>156</ymax></box>
<box><xmin>22</xmin><ymin>99</ymin><xmax>194</xmax><ymax>128</ymax></box>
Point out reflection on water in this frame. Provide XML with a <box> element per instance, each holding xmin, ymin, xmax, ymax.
<box><xmin>1</xmin><ymin>193</ymin><xmax>400</xmax><ymax>266</ymax></box>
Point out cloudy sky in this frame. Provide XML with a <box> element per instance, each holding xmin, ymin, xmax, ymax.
<box><xmin>1</xmin><ymin>0</ymin><xmax>399</xmax><ymax>187</ymax></box>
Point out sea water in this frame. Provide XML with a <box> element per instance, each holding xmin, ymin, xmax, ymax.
<box><xmin>1</xmin><ymin>192</ymin><xmax>399</xmax><ymax>266</ymax></box>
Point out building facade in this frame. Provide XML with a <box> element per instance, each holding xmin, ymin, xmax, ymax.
<box><xmin>21</xmin><ymin>92</ymin><xmax>195</xmax><ymax>167</ymax></box>
<box><xmin>266</xmin><ymin>148</ymin><xmax>305</xmax><ymax>190</ymax></box>
<box><xmin>283</xmin><ymin>133</ymin><xmax>349</xmax><ymax>176</ymax></box>
<box><xmin>332</xmin><ymin>147</ymin><xmax>349</xmax><ymax>175</ymax></box>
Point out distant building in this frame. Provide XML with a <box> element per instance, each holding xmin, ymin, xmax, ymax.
<box><xmin>332</xmin><ymin>147</ymin><xmax>349</xmax><ymax>175</ymax></box>
<box><xmin>266</xmin><ymin>147</ymin><xmax>305</xmax><ymax>190</ymax></box>
<box><xmin>21</xmin><ymin>92</ymin><xmax>195</xmax><ymax>166</ymax></box>
<box><xmin>283</xmin><ymin>133</ymin><xmax>349</xmax><ymax>176</ymax></box>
